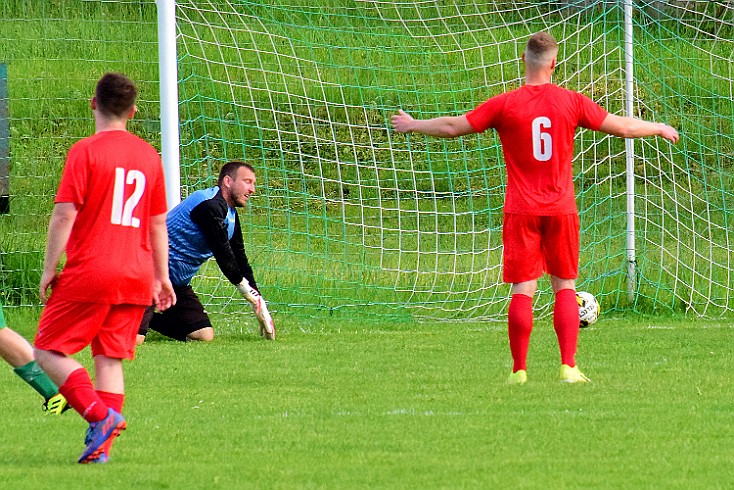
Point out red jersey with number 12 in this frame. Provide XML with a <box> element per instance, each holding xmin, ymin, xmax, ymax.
<box><xmin>52</xmin><ymin>130</ymin><xmax>167</xmax><ymax>305</ymax></box>
<box><xmin>466</xmin><ymin>84</ymin><xmax>608</xmax><ymax>215</ymax></box>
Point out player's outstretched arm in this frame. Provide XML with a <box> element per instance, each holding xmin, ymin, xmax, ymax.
<box><xmin>40</xmin><ymin>203</ymin><xmax>77</xmax><ymax>304</ymax></box>
<box><xmin>392</xmin><ymin>109</ymin><xmax>474</xmax><ymax>138</ymax></box>
<box><xmin>150</xmin><ymin>213</ymin><xmax>176</xmax><ymax>311</ymax></box>
<box><xmin>598</xmin><ymin>113</ymin><xmax>679</xmax><ymax>143</ymax></box>
<box><xmin>236</xmin><ymin>278</ymin><xmax>276</xmax><ymax>340</ymax></box>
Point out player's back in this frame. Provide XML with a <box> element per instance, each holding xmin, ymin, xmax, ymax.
<box><xmin>468</xmin><ymin>84</ymin><xmax>607</xmax><ymax>214</ymax></box>
<box><xmin>53</xmin><ymin>130</ymin><xmax>167</xmax><ymax>305</ymax></box>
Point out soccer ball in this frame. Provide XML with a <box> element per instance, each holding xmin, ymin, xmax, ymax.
<box><xmin>576</xmin><ymin>291</ymin><xmax>600</xmax><ymax>328</ymax></box>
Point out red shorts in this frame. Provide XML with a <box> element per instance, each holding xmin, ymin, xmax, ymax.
<box><xmin>35</xmin><ymin>296</ymin><xmax>146</xmax><ymax>360</ymax></box>
<box><xmin>502</xmin><ymin>213</ymin><xmax>580</xmax><ymax>283</ymax></box>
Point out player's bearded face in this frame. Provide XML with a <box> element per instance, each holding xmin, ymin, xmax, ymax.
<box><xmin>228</xmin><ymin>167</ymin><xmax>256</xmax><ymax>207</ymax></box>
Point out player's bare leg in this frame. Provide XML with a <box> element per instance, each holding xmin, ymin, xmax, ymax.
<box><xmin>33</xmin><ymin>349</ymin><xmax>85</xmax><ymax>394</ymax></box>
<box><xmin>0</xmin><ymin>327</ymin><xmax>34</xmax><ymax>366</ymax></box>
<box><xmin>187</xmin><ymin>326</ymin><xmax>215</xmax><ymax>342</ymax></box>
<box><xmin>1</xmin><ymin>328</ymin><xmax>69</xmax><ymax>413</ymax></box>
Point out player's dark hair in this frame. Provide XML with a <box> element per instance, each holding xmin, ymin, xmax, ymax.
<box><xmin>218</xmin><ymin>161</ymin><xmax>255</xmax><ymax>186</ymax></box>
<box><xmin>95</xmin><ymin>72</ymin><xmax>137</xmax><ymax>118</ymax></box>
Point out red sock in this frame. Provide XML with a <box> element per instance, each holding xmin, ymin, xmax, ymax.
<box><xmin>508</xmin><ymin>293</ymin><xmax>533</xmax><ymax>372</ymax></box>
<box><xmin>59</xmin><ymin>368</ymin><xmax>109</xmax><ymax>423</ymax></box>
<box><xmin>96</xmin><ymin>390</ymin><xmax>124</xmax><ymax>414</ymax></box>
<box><xmin>554</xmin><ymin>288</ymin><xmax>580</xmax><ymax>367</ymax></box>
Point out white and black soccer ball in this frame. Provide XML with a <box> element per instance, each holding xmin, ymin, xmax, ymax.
<box><xmin>576</xmin><ymin>291</ymin><xmax>600</xmax><ymax>328</ymax></box>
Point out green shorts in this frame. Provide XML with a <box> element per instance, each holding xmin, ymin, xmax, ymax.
<box><xmin>0</xmin><ymin>302</ymin><xmax>6</xmax><ymax>329</ymax></box>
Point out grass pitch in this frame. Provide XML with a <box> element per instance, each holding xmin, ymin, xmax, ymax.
<box><xmin>1</xmin><ymin>309</ymin><xmax>733</xmax><ymax>489</ymax></box>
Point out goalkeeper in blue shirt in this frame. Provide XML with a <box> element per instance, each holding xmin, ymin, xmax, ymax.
<box><xmin>137</xmin><ymin>161</ymin><xmax>275</xmax><ymax>343</ymax></box>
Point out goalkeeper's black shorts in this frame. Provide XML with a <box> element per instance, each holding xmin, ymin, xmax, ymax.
<box><xmin>137</xmin><ymin>285</ymin><xmax>212</xmax><ymax>342</ymax></box>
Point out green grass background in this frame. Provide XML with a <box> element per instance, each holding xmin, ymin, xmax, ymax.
<box><xmin>2</xmin><ymin>309</ymin><xmax>733</xmax><ymax>489</ymax></box>
<box><xmin>0</xmin><ymin>3</ymin><xmax>733</xmax><ymax>487</ymax></box>
<box><xmin>1</xmin><ymin>1</ymin><xmax>733</xmax><ymax>319</ymax></box>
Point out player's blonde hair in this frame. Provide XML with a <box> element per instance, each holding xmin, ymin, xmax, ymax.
<box><xmin>524</xmin><ymin>32</ymin><xmax>558</xmax><ymax>68</ymax></box>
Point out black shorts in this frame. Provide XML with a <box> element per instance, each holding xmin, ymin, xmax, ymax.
<box><xmin>138</xmin><ymin>285</ymin><xmax>212</xmax><ymax>341</ymax></box>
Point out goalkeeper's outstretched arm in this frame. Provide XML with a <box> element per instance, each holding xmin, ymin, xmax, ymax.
<box><xmin>229</xmin><ymin>214</ymin><xmax>258</xmax><ymax>290</ymax></box>
<box><xmin>190</xmin><ymin>197</ymin><xmax>275</xmax><ymax>339</ymax></box>
<box><xmin>225</xmin><ymin>216</ymin><xmax>275</xmax><ymax>339</ymax></box>
<box><xmin>236</xmin><ymin>278</ymin><xmax>276</xmax><ymax>340</ymax></box>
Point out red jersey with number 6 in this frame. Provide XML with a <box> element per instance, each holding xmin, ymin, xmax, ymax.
<box><xmin>52</xmin><ymin>130</ymin><xmax>167</xmax><ymax>305</ymax></box>
<box><xmin>466</xmin><ymin>83</ymin><xmax>608</xmax><ymax>215</ymax></box>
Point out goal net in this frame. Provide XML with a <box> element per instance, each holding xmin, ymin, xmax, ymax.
<box><xmin>1</xmin><ymin>1</ymin><xmax>732</xmax><ymax>325</ymax></box>
<box><xmin>174</xmin><ymin>0</ymin><xmax>734</xmax><ymax>321</ymax></box>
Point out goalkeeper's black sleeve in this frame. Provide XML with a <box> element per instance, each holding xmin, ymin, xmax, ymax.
<box><xmin>229</xmin><ymin>214</ymin><xmax>258</xmax><ymax>292</ymax></box>
<box><xmin>189</xmin><ymin>194</ymin><xmax>257</xmax><ymax>291</ymax></box>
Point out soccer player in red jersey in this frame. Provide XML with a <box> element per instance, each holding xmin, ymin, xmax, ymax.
<box><xmin>392</xmin><ymin>32</ymin><xmax>679</xmax><ymax>384</ymax></box>
<box><xmin>33</xmin><ymin>73</ymin><xmax>176</xmax><ymax>463</ymax></box>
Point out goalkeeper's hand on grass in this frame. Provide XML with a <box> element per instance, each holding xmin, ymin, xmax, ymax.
<box><xmin>236</xmin><ymin>279</ymin><xmax>276</xmax><ymax>340</ymax></box>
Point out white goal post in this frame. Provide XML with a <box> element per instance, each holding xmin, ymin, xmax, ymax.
<box><xmin>157</xmin><ymin>0</ymin><xmax>182</xmax><ymax>209</ymax></box>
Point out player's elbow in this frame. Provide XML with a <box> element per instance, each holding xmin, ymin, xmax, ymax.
<box><xmin>443</xmin><ymin>126</ymin><xmax>462</xmax><ymax>138</ymax></box>
<box><xmin>613</xmin><ymin>127</ymin><xmax>635</xmax><ymax>139</ymax></box>
<box><xmin>600</xmin><ymin>115</ymin><xmax>653</xmax><ymax>139</ymax></box>
<box><xmin>443</xmin><ymin>117</ymin><xmax>473</xmax><ymax>138</ymax></box>
<box><xmin>600</xmin><ymin>120</ymin><xmax>633</xmax><ymax>139</ymax></box>
<box><xmin>442</xmin><ymin>122</ymin><xmax>471</xmax><ymax>138</ymax></box>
